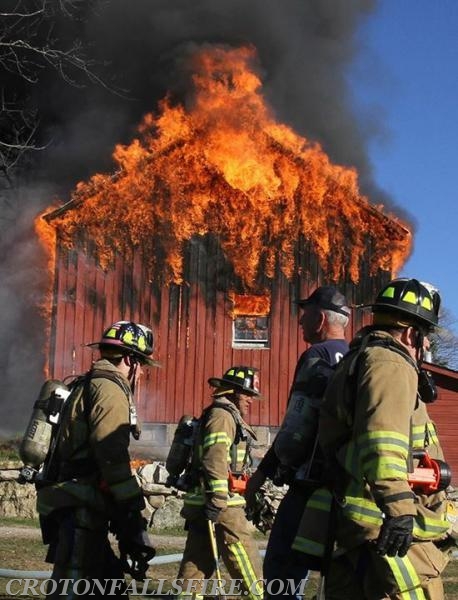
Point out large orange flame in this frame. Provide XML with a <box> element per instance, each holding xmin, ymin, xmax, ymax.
<box><xmin>38</xmin><ymin>45</ymin><xmax>411</xmax><ymax>288</ymax></box>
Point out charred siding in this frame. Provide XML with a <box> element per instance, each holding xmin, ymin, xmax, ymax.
<box><xmin>50</xmin><ymin>232</ymin><xmax>386</xmax><ymax>426</ymax></box>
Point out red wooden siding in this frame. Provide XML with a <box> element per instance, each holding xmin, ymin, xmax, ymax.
<box><xmin>426</xmin><ymin>364</ymin><xmax>458</xmax><ymax>485</ymax></box>
<box><xmin>49</xmin><ymin>233</ymin><xmax>386</xmax><ymax>427</ymax></box>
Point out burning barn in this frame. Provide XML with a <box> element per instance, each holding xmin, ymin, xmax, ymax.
<box><xmin>36</xmin><ymin>46</ymin><xmax>412</xmax><ymax>448</ymax></box>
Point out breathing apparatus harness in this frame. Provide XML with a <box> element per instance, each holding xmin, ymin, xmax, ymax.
<box><xmin>166</xmin><ymin>393</ymin><xmax>255</xmax><ymax>494</ymax></box>
<box><xmin>343</xmin><ymin>329</ymin><xmax>449</xmax><ymax>494</ymax></box>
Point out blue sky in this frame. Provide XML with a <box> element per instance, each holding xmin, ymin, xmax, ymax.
<box><xmin>351</xmin><ymin>1</ymin><xmax>458</xmax><ymax>334</ymax></box>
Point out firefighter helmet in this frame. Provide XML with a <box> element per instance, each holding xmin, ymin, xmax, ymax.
<box><xmin>208</xmin><ymin>366</ymin><xmax>261</xmax><ymax>397</ymax></box>
<box><xmin>87</xmin><ymin>321</ymin><xmax>160</xmax><ymax>366</ymax></box>
<box><xmin>372</xmin><ymin>279</ymin><xmax>439</xmax><ymax>330</ymax></box>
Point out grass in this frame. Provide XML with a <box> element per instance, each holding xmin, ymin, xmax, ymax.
<box><xmin>0</xmin><ymin>439</ymin><xmax>21</xmax><ymax>463</ymax></box>
<box><xmin>0</xmin><ymin>519</ymin><xmax>457</xmax><ymax>598</ymax></box>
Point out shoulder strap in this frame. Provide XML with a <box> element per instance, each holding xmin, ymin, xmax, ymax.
<box><xmin>344</xmin><ymin>336</ymin><xmax>418</xmax><ymax>436</ymax></box>
<box><xmin>82</xmin><ymin>369</ymin><xmax>131</xmax><ymax>421</ymax></box>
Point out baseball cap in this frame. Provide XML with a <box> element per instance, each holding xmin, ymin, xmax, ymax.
<box><xmin>296</xmin><ymin>286</ymin><xmax>350</xmax><ymax>317</ymax></box>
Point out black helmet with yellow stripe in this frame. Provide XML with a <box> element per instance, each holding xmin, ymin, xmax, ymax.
<box><xmin>371</xmin><ymin>278</ymin><xmax>440</xmax><ymax>330</ymax></box>
<box><xmin>208</xmin><ymin>366</ymin><xmax>262</xmax><ymax>398</ymax></box>
<box><xmin>87</xmin><ymin>321</ymin><xmax>160</xmax><ymax>366</ymax></box>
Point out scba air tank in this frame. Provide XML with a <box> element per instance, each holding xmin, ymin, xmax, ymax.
<box><xmin>19</xmin><ymin>380</ymin><xmax>70</xmax><ymax>483</ymax></box>
<box><xmin>273</xmin><ymin>391</ymin><xmax>319</xmax><ymax>468</ymax></box>
<box><xmin>274</xmin><ymin>358</ymin><xmax>334</xmax><ymax>469</ymax></box>
<box><xmin>165</xmin><ymin>414</ymin><xmax>199</xmax><ymax>488</ymax></box>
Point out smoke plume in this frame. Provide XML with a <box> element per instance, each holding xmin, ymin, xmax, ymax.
<box><xmin>2</xmin><ymin>0</ymin><xmax>403</xmax><ymax>435</ymax></box>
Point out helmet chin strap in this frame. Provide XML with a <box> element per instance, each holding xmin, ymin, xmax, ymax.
<box><xmin>414</xmin><ymin>328</ymin><xmax>425</xmax><ymax>365</ymax></box>
<box><xmin>127</xmin><ymin>356</ymin><xmax>139</xmax><ymax>393</ymax></box>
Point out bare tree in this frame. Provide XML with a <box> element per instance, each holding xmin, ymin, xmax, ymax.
<box><xmin>430</xmin><ymin>306</ymin><xmax>458</xmax><ymax>370</ymax></box>
<box><xmin>0</xmin><ymin>0</ymin><xmax>106</xmax><ymax>216</ymax></box>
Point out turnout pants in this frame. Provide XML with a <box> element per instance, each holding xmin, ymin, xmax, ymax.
<box><xmin>324</xmin><ymin>540</ymin><xmax>450</xmax><ymax>600</ymax></box>
<box><xmin>44</xmin><ymin>507</ymin><xmax>127</xmax><ymax>599</ymax></box>
<box><xmin>177</xmin><ymin>506</ymin><xmax>263</xmax><ymax>600</ymax></box>
<box><xmin>263</xmin><ymin>486</ymin><xmax>314</xmax><ymax>599</ymax></box>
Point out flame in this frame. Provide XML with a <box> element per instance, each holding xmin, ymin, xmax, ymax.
<box><xmin>37</xmin><ymin>45</ymin><xmax>411</xmax><ymax>288</ymax></box>
<box><xmin>130</xmin><ymin>458</ymin><xmax>149</xmax><ymax>473</ymax></box>
<box><xmin>34</xmin><ymin>212</ymin><xmax>58</xmax><ymax>377</ymax></box>
<box><xmin>34</xmin><ymin>212</ymin><xmax>57</xmax><ymax>279</ymax></box>
<box><xmin>230</xmin><ymin>293</ymin><xmax>271</xmax><ymax>317</ymax></box>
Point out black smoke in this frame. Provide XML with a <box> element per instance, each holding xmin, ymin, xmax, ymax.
<box><xmin>2</xmin><ymin>0</ymin><xmax>409</xmax><ymax>435</ymax></box>
<box><xmin>36</xmin><ymin>0</ymin><xmax>388</xmax><ymax>201</ymax></box>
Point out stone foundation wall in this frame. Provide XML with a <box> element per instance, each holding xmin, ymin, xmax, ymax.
<box><xmin>0</xmin><ymin>460</ymin><xmax>186</xmax><ymax>529</ymax></box>
<box><xmin>0</xmin><ymin>425</ymin><xmax>279</xmax><ymax>528</ymax></box>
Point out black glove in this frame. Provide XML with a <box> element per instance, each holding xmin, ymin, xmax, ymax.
<box><xmin>376</xmin><ymin>515</ymin><xmax>414</xmax><ymax>557</ymax></box>
<box><xmin>118</xmin><ymin>529</ymin><xmax>156</xmax><ymax>581</ymax></box>
<box><xmin>204</xmin><ymin>503</ymin><xmax>222</xmax><ymax>523</ymax></box>
<box><xmin>110</xmin><ymin>510</ymin><xmax>148</xmax><ymax>541</ymax></box>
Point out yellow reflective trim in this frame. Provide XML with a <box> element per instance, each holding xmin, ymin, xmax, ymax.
<box><xmin>421</xmin><ymin>297</ymin><xmax>432</xmax><ymax>310</ymax></box>
<box><xmin>359</xmin><ymin>430</ymin><xmax>410</xmax><ymax>450</ymax></box>
<box><xmin>402</xmin><ymin>291</ymin><xmax>418</xmax><ymax>305</ymax></box>
<box><xmin>426</xmin><ymin>422</ymin><xmax>439</xmax><ymax>445</ymax></box>
<box><xmin>208</xmin><ymin>479</ymin><xmax>229</xmax><ymax>493</ymax></box>
<box><xmin>229</xmin><ymin>541</ymin><xmax>263</xmax><ymax>600</ymax></box>
<box><xmin>202</xmin><ymin>432</ymin><xmax>231</xmax><ymax>449</ymax></box>
<box><xmin>122</xmin><ymin>330</ymin><xmax>134</xmax><ymax>344</ymax></box>
<box><xmin>183</xmin><ymin>490</ymin><xmax>245</xmax><ymax>507</ymax></box>
<box><xmin>237</xmin><ymin>448</ymin><xmax>246</xmax><ymax>461</ymax></box>
<box><xmin>342</xmin><ymin>496</ymin><xmax>383</xmax><ymax>527</ymax></box>
<box><xmin>382</xmin><ymin>286</ymin><xmax>396</xmax><ymax>299</ymax></box>
<box><xmin>363</xmin><ymin>455</ymin><xmax>408</xmax><ymax>481</ymax></box>
<box><xmin>105</xmin><ymin>328</ymin><xmax>117</xmax><ymax>338</ymax></box>
<box><xmin>384</xmin><ymin>555</ymin><xmax>426</xmax><ymax>599</ymax></box>
<box><xmin>413</xmin><ymin>513</ymin><xmax>449</xmax><ymax>540</ymax></box>
<box><xmin>227</xmin><ymin>494</ymin><xmax>246</xmax><ymax>506</ymax></box>
<box><xmin>292</xmin><ymin>536</ymin><xmax>324</xmax><ymax>557</ymax></box>
<box><xmin>306</xmin><ymin>488</ymin><xmax>332</xmax><ymax>511</ymax></box>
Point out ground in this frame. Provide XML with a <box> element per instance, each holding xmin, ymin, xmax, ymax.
<box><xmin>1</xmin><ymin>519</ymin><xmax>458</xmax><ymax>598</ymax></box>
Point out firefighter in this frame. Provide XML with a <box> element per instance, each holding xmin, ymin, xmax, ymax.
<box><xmin>245</xmin><ymin>286</ymin><xmax>350</xmax><ymax>598</ymax></box>
<box><xmin>36</xmin><ymin>321</ymin><xmax>159</xmax><ymax>598</ymax></box>
<box><xmin>177</xmin><ymin>366</ymin><xmax>264</xmax><ymax>600</ymax></box>
<box><xmin>293</xmin><ymin>278</ymin><xmax>451</xmax><ymax>599</ymax></box>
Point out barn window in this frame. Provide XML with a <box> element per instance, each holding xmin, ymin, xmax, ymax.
<box><xmin>230</xmin><ymin>293</ymin><xmax>270</xmax><ymax>349</ymax></box>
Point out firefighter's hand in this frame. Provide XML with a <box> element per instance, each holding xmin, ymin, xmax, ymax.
<box><xmin>111</xmin><ymin>509</ymin><xmax>148</xmax><ymax>540</ymax></box>
<box><xmin>204</xmin><ymin>503</ymin><xmax>222</xmax><ymax>523</ymax></box>
<box><xmin>118</xmin><ymin>530</ymin><xmax>156</xmax><ymax>581</ymax></box>
<box><xmin>245</xmin><ymin>469</ymin><xmax>266</xmax><ymax>511</ymax></box>
<box><xmin>376</xmin><ymin>515</ymin><xmax>414</xmax><ymax>557</ymax></box>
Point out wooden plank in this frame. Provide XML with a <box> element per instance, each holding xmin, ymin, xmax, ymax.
<box><xmin>64</xmin><ymin>247</ymin><xmax>78</xmax><ymax>377</ymax></box>
<box><xmin>192</xmin><ymin>241</ymin><xmax>208</xmax><ymax>418</ymax></box>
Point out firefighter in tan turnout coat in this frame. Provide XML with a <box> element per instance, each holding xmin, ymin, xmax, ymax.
<box><xmin>36</xmin><ymin>321</ymin><xmax>158</xmax><ymax>598</ymax></box>
<box><xmin>293</xmin><ymin>278</ymin><xmax>453</xmax><ymax>599</ymax></box>
<box><xmin>177</xmin><ymin>366</ymin><xmax>263</xmax><ymax>600</ymax></box>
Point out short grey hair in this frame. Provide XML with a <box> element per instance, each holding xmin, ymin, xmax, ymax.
<box><xmin>322</xmin><ymin>309</ymin><xmax>349</xmax><ymax>329</ymax></box>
